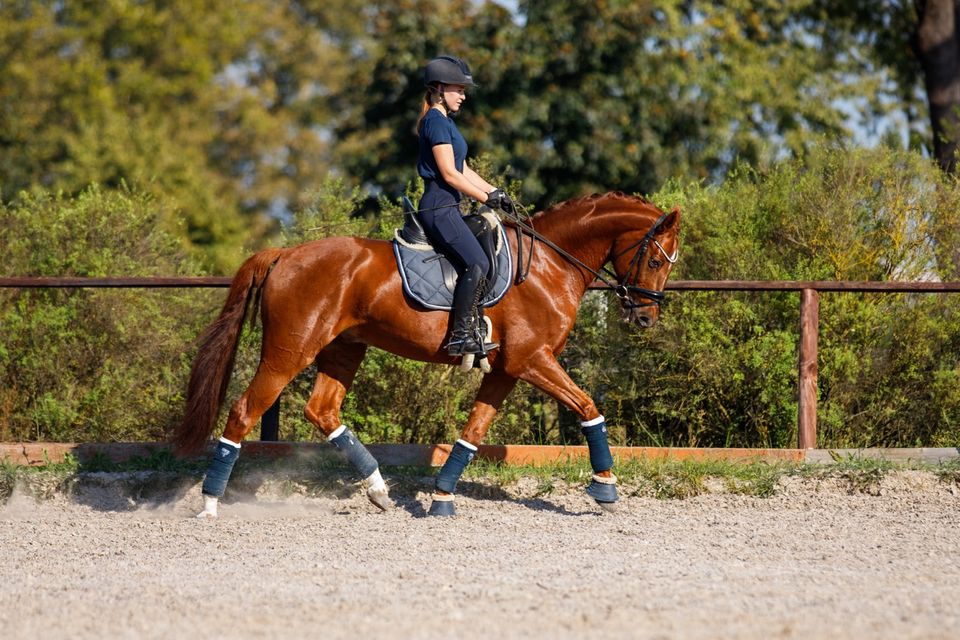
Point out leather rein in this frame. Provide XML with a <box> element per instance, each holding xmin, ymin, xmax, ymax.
<box><xmin>501</xmin><ymin>205</ymin><xmax>678</xmax><ymax>310</ymax></box>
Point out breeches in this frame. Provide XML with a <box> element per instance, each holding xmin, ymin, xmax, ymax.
<box><xmin>418</xmin><ymin>188</ymin><xmax>490</xmax><ymax>275</ymax></box>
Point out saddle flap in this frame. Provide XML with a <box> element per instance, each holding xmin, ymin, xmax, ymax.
<box><xmin>392</xmin><ymin>221</ymin><xmax>514</xmax><ymax>312</ymax></box>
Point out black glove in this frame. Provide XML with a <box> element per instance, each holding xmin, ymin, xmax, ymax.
<box><xmin>485</xmin><ymin>188</ymin><xmax>515</xmax><ymax>213</ymax></box>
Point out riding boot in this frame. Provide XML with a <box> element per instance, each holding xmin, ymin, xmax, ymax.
<box><xmin>446</xmin><ymin>264</ymin><xmax>499</xmax><ymax>356</ymax></box>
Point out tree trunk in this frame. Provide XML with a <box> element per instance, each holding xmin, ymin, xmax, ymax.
<box><xmin>915</xmin><ymin>0</ymin><xmax>960</xmax><ymax>173</ymax></box>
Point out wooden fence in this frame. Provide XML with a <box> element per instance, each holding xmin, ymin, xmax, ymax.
<box><xmin>4</xmin><ymin>276</ymin><xmax>960</xmax><ymax>449</ymax></box>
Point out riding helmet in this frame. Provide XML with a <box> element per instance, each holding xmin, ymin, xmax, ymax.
<box><xmin>424</xmin><ymin>55</ymin><xmax>475</xmax><ymax>87</ymax></box>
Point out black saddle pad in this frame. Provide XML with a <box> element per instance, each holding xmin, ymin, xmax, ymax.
<box><xmin>392</xmin><ymin>216</ymin><xmax>513</xmax><ymax>311</ymax></box>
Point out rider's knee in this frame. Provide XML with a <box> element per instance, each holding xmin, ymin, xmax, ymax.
<box><xmin>474</xmin><ymin>255</ymin><xmax>490</xmax><ymax>277</ymax></box>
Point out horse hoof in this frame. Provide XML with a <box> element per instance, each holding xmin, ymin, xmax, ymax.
<box><xmin>195</xmin><ymin>509</ymin><xmax>217</xmax><ymax>519</ymax></box>
<box><xmin>459</xmin><ymin>354</ymin><xmax>475</xmax><ymax>372</ymax></box>
<box><xmin>367</xmin><ymin>488</ymin><xmax>394</xmax><ymax>512</ymax></box>
<box><xmin>427</xmin><ymin>499</ymin><xmax>456</xmax><ymax>517</ymax></box>
<box><xmin>586</xmin><ymin>479</ymin><xmax>619</xmax><ymax>506</ymax></box>
<box><xmin>479</xmin><ymin>357</ymin><xmax>491</xmax><ymax>374</ymax></box>
<box><xmin>598</xmin><ymin>500</ymin><xmax>618</xmax><ymax>513</ymax></box>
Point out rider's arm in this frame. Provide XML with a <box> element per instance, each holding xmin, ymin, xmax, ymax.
<box><xmin>463</xmin><ymin>161</ymin><xmax>495</xmax><ymax>194</ymax></box>
<box><xmin>433</xmin><ymin>144</ymin><xmax>489</xmax><ymax>202</ymax></box>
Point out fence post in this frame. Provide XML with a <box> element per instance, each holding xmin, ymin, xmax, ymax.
<box><xmin>260</xmin><ymin>397</ymin><xmax>280</xmax><ymax>441</ymax></box>
<box><xmin>798</xmin><ymin>288</ymin><xmax>819</xmax><ymax>449</ymax></box>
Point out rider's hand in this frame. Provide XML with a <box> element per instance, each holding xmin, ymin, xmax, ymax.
<box><xmin>485</xmin><ymin>188</ymin><xmax>515</xmax><ymax>214</ymax></box>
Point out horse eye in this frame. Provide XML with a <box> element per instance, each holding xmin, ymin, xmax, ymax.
<box><xmin>648</xmin><ymin>258</ymin><xmax>663</xmax><ymax>269</ymax></box>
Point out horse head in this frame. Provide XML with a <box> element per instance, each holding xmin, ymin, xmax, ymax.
<box><xmin>608</xmin><ymin>205</ymin><xmax>681</xmax><ymax>328</ymax></box>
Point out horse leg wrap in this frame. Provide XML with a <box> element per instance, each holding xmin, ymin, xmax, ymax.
<box><xmin>581</xmin><ymin>416</ymin><xmax>614</xmax><ymax>472</ymax></box>
<box><xmin>329</xmin><ymin>426</ymin><xmax>379</xmax><ymax>479</ymax></box>
<box><xmin>434</xmin><ymin>439</ymin><xmax>477</xmax><ymax>494</ymax></box>
<box><xmin>581</xmin><ymin>416</ymin><xmax>618</xmax><ymax>504</ymax></box>
<box><xmin>201</xmin><ymin>437</ymin><xmax>241</xmax><ymax>498</ymax></box>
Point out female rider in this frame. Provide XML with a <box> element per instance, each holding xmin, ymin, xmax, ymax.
<box><xmin>416</xmin><ymin>55</ymin><xmax>514</xmax><ymax>357</ymax></box>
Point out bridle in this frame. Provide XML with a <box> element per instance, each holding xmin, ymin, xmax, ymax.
<box><xmin>607</xmin><ymin>214</ymin><xmax>680</xmax><ymax>309</ymax></box>
<box><xmin>501</xmin><ymin>207</ymin><xmax>679</xmax><ymax>311</ymax></box>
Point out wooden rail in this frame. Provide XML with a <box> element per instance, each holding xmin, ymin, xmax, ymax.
<box><xmin>4</xmin><ymin>276</ymin><xmax>960</xmax><ymax>449</ymax></box>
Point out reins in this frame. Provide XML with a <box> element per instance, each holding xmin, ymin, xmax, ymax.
<box><xmin>409</xmin><ymin>195</ymin><xmax>677</xmax><ymax>309</ymax></box>
<box><xmin>499</xmin><ymin>202</ymin><xmax>677</xmax><ymax>309</ymax></box>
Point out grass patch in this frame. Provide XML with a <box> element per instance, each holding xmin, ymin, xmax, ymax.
<box><xmin>460</xmin><ymin>457</ymin><xmax>800</xmax><ymax>499</ymax></box>
<box><xmin>4</xmin><ymin>450</ymin><xmax>958</xmax><ymax>502</ymax></box>
<box><xmin>933</xmin><ymin>457</ymin><xmax>960</xmax><ymax>485</ymax></box>
<box><xmin>0</xmin><ymin>459</ymin><xmax>18</xmax><ymax>501</ymax></box>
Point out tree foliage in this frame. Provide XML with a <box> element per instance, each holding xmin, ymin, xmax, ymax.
<box><xmin>0</xmin><ymin>186</ymin><xmax>215</xmax><ymax>441</ymax></box>
<box><xmin>326</xmin><ymin>0</ymin><xmax>932</xmax><ymax>209</ymax></box>
<box><xmin>0</xmin><ymin>1</ymin><xmax>355</xmax><ymax>269</ymax></box>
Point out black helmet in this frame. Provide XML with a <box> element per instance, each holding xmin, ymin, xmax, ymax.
<box><xmin>424</xmin><ymin>55</ymin><xmax>475</xmax><ymax>87</ymax></box>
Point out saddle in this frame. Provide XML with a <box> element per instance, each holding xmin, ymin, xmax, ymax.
<box><xmin>392</xmin><ymin>196</ymin><xmax>513</xmax><ymax>311</ymax></box>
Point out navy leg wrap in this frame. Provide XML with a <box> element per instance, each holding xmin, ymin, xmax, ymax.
<box><xmin>581</xmin><ymin>420</ymin><xmax>614</xmax><ymax>472</ymax></box>
<box><xmin>434</xmin><ymin>440</ymin><xmax>476</xmax><ymax>494</ymax></box>
<box><xmin>202</xmin><ymin>439</ymin><xmax>240</xmax><ymax>498</ymax></box>
<box><xmin>330</xmin><ymin>428</ymin><xmax>379</xmax><ymax>478</ymax></box>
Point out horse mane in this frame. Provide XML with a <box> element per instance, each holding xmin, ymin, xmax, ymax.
<box><xmin>503</xmin><ymin>191</ymin><xmax>657</xmax><ymax>231</ymax></box>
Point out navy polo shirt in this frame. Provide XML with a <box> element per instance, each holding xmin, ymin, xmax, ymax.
<box><xmin>417</xmin><ymin>109</ymin><xmax>467</xmax><ymax>184</ymax></box>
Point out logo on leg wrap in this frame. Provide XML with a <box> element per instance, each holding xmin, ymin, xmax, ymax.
<box><xmin>202</xmin><ymin>440</ymin><xmax>240</xmax><ymax>498</ymax></box>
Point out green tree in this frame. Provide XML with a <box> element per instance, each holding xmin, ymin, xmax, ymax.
<box><xmin>0</xmin><ymin>1</ymin><xmax>359</xmax><ymax>270</ymax></box>
<box><xmin>327</xmin><ymin>0</ymin><xmax>914</xmax><ymax>210</ymax></box>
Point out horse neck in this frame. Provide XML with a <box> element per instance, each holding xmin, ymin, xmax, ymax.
<box><xmin>533</xmin><ymin>198</ymin><xmax>661</xmax><ymax>280</ymax></box>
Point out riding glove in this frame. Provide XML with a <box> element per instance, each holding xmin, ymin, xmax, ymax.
<box><xmin>485</xmin><ymin>188</ymin><xmax>515</xmax><ymax>213</ymax></box>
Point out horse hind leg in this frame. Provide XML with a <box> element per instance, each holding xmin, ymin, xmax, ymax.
<box><xmin>303</xmin><ymin>340</ymin><xmax>393</xmax><ymax>511</ymax></box>
<box><xmin>196</xmin><ymin>360</ymin><xmax>306</xmax><ymax>518</ymax></box>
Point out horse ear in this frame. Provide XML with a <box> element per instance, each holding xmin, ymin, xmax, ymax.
<box><xmin>657</xmin><ymin>206</ymin><xmax>681</xmax><ymax>234</ymax></box>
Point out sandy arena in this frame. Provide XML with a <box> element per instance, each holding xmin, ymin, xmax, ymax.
<box><xmin>1</xmin><ymin>470</ymin><xmax>958</xmax><ymax>639</ymax></box>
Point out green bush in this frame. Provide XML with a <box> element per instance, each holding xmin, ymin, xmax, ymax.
<box><xmin>574</xmin><ymin>144</ymin><xmax>960</xmax><ymax>448</ymax></box>
<box><xmin>0</xmin><ymin>185</ymin><xmax>217</xmax><ymax>441</ymax></box>
<box><xmin>4</xmin><ymin>147</ymin><xmax>960</xmax><ymax>449</ymax></box>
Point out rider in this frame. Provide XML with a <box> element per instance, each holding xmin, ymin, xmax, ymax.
<box><xmin>416</xmin><ymin>55</ymin><xmax>514</xmax><ymax>357</ymax></box>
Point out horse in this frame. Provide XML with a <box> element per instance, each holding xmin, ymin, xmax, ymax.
<box><xmin>172</xmin><ymin>191</ymin><xmax>681</xmax><ymax>517</ymax></box>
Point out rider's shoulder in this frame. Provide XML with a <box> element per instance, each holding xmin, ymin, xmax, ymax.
<box><xmin>422</xmin><ymin>109</ymin><xmax>450</xmax><ymax>126</ymax></box>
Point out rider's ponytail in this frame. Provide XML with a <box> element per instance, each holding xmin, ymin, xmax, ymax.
<box><xmin>416</xmin><ymin>86</ymin><xmax>441</xmax><ymax>135</ymax></box>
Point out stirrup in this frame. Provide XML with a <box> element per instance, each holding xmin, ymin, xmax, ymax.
<box><xmin>446</xmin><ymin>337</ymin><xmax>499</xmax><ymax>357</ymax></box>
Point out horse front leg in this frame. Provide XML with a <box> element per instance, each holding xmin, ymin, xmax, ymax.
<box><xmin>513</xmin><ymin>348</ymin><xmax>619</xmax><ymax>511</ymax></box>
<box><xmin>428</xmin><ymin>371</ymin><xmax>518</xmax><ymax>516</ymax></box>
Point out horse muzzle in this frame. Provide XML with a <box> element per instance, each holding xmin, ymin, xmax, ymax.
<box><xmin>624</xmin><ymin>305</ymin><xmax>658</xmax><ymax>328</ymax></box>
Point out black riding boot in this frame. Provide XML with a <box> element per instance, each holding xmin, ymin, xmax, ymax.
<box><xmin>446</xmin><ymin>264</ymin><xmax>499</xmax><ymax>356</ymax></box>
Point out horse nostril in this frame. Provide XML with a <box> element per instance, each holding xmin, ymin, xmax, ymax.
<box><xmin>637</xmin><ymin>315</ymin><xmax>653</xmax><ymax>328</ymax></box>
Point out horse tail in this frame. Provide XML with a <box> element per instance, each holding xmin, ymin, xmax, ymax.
<box><xmin>171</xmin><ymin>248</ymin><xmax>285</xmax><ymax>454</ymax></box>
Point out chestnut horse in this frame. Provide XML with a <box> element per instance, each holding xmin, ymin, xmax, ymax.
<box><xmin>173</xmin><ymin>192</ymin><xmax>680</xmax><ymax>517</ymax></box>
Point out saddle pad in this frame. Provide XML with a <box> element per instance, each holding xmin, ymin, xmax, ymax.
<box><xmin>392</xmin><ymin>223</ymin><xmax>513</xmax><ymax>311</ymax></box>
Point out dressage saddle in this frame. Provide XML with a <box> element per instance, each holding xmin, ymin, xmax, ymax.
<box><xmin>392</xmin><ymin>196</ymin><xmax>513</xmax><ymax>311</ymax></box>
